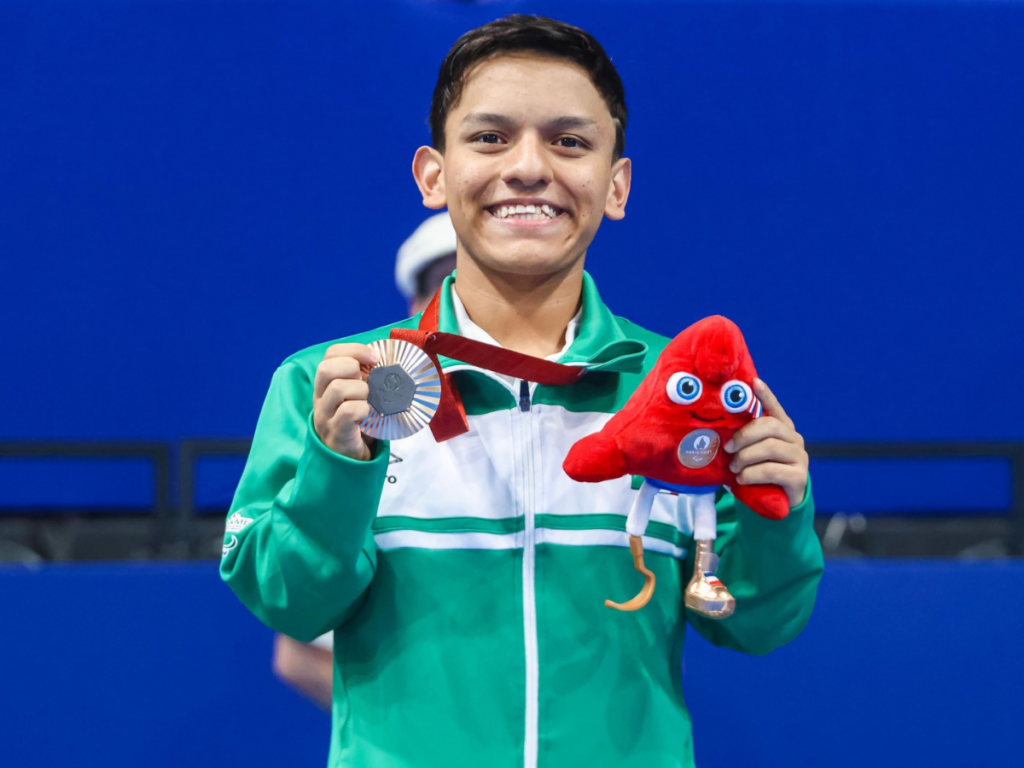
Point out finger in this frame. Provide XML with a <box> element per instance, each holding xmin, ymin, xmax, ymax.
<box><xmin>314</xmin><ymin>356</ymin><xmax>367</xmax><ymax>399</ymax></box>
<box><xmin>326</xmin><ymin>401</ymin><xmax>374</xmax><ymax>461</ymax></box>
<box><xmin>329</xmin><ymin>398</ymin><xmax>372</xmax><ymax>428</ymax></box>
<box><xmin>323</xmin><ymin>343</ymin><xmax>380</xmax><ymax>366</ymax></box>
<box><xmin>725</xmin><ymin>416</ymin><xmax>797</xmax><ymax>454</ymax></box>
<box><xmin>734</xmin><ymin>461</ymin><xmax>804</xmax><ymax>490</ymax></box>
<box><xmin>318</xmin><ymin>379</ymin><xmax>371</xmax><ymax>414</ymax></box>
<box><xmin>729</xmin><ymin>437</ymin><xmax>803</xmax><ymax>473</ymax></box>
<box><xmin>753</xmin><ymin>378</ymin><xmax>793</xmax><ymax>429</ymax></box>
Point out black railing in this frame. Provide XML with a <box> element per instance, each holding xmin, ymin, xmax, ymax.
<box><xmin>807</xmin><ymin>442</ymin><xmax>1024</xmax><ymax>550</ymax></box>
<box><xmin>0</xmin><ymin>441</ymin><xmax>173</xmax><ymax>519</ymax></box>
<box><xmin>178</xmin><ymin>438</ymin><xmax>252</xmax><ymax>525</ymax></box>
<box><xmin>2</xmin><ymin>439</ymin><xmax>1022</xmax><ymax>552</ymax></box>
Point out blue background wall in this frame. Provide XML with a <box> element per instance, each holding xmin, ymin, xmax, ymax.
<box><xmin>1</xmin><ymin>0</ymin><xmax>1022</xmax><ymax>512</ymax></box>
<box><xmin>2</xmin><ymin>560</ymin><xmax>1021</xmax><ymax>767</ymax></box>
<box><xmin>2</xmin><ymin>2</ymin><xmax>1023</xmax><ymax>766</ymax></box>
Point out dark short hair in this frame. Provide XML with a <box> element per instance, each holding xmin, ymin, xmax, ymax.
<box><xmin>430</xmin><ymin>15</ymin><xmax>628</xmax><ymax>160</ymax></box>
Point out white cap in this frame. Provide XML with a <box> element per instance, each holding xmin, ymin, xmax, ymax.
<box><xmin>395</xmin><ymin>212</ymin><xmax>457</xmax><ymax>300</ymax></box>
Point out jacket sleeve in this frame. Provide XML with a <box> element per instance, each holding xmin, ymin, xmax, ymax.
<box><xmin>685</xmin><ymin>477</ymin><xmax>823</xmax><ymax>655</ymax></box>
<box><xmin>220</xmin><ymin>361</ymin><xmax>389</xmax><ymax>642</ymax></box>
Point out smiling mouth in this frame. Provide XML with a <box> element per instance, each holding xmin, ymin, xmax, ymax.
<box><xmin>487</xmin><ymin>203</ymin><xmax>564</xmax><ymax>221</ymax></box>
<box><xmin>692</xmin><ymin>415</ymin><xmax>722</xmax><ymax>423</ymax></box>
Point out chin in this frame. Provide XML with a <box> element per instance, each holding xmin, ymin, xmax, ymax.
<box><xmin>469</xmin><ymin>239</ymin><xmax>581</xmax><ymax>276</ymax></box>
<box><xmin>483</xmin><ymin>253</ymin><xmax>578</xmax><ymax>278</ymax></box>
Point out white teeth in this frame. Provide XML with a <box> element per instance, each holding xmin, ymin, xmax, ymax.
<box><xmin>492</xmin><ymin>204</ymin><xmax>559</xmax><ymax>219</ymax></box>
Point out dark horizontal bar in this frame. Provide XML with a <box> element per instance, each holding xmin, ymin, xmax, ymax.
<box><xmin>0</xmin><ymin>505</ymin><xmax>158</xmax><ymax>515</ymax></box>
<box><xmin>0</xmin><ymin>442</ymin><xmax>170</xmax><ymax>459</ymax></box>
<box><xmin>807</xmin><ymin>442</ymin><xmax>1024</xmax><ymax>460</ymax></box>
<box><xmin>180</xmin><ymin>439</ymin><xmax>252</xmax><ymax>456</ymax></box>
<box><xmin>816</xmin><ymin>508</ymin><xmax>1007</xmax><ymax>518</ymax></box>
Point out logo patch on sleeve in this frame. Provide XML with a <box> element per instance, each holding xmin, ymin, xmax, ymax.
<box><xmin>222</xmin><ymin>535</ymin><xmax>238</xmax><ymax>558</ymax></box>
<box><xmin>226</xmin><ymin>512</ymin><xmax>254</xmax><ymax>533</ymax></box>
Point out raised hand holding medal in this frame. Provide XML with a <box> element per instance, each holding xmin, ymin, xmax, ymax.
<box><xmin>312</xmin><ymin>338</ymin><xmax>443</xmax><ymax>457</ymax></box>
<box><xmin>312</xmin><ymin>342</ymin><xmax>381</xmax><ymax>461</ymax></box>
<box><xmin>360</xmin><ymin>339</ymin><xmax>441</xmax><ymax>440</ymax></box>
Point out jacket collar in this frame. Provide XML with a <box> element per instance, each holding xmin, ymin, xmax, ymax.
<box><xmin>432</xmin><ymin>270</ymin><xmax>647</xmax><ymax>374</ymax></box>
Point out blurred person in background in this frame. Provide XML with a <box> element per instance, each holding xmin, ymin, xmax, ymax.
<box><xmin>272</xmin><ymin>212</ymin><xmax>456</xmax><ymax>709</ymax></box>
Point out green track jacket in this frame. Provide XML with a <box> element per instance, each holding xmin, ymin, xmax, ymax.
<box><xmin>221</xmin><ymin>272</ymin><xmax>824</xmax><ymax>768</ymax></box>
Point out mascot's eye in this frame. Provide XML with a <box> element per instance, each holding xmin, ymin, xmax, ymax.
<box><xmin>667</xmin><ymin>372</ymin><xmax>703</xmax><ymax>405</ymax></box>
<box><xmin>721</xmin><ymin>380</ymin><xmax>753</xmax><ymax>413</ymax></box>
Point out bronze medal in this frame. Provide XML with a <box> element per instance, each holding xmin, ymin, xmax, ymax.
<box><xmin>360</xmin><ymin>339</ymin><xmax>441</xmax><ymax>440</ymax></box>
<box><xmin>677</xmin><ymin>428</ymin><xmax>721</xmax><ymax>469</ymax></box>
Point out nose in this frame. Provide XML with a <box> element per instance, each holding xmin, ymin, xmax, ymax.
<box><xmin>500</xmin><ymin>133</ymin><xmax>552</xmax><ymax>191</ymax></box>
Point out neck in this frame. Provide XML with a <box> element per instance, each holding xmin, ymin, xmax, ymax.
<box><xmin>452</xmin><ymin>257</ymin><xmax>584</xmax><ymax>358</ymax></box>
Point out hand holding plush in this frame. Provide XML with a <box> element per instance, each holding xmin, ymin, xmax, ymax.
<box><xmin>563</xmin><ymin>315</ymin><xmax>789</xmax><ymax>614</ymax></box>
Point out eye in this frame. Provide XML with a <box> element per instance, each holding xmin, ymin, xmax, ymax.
<box><xmin>720</xmin><ymin>380</ymin><xmax>753</xmax><ymax>413</ymax></box>
<box><xmin>666</xmin><ymin>372</ymin><xmax>703</xmax><ymax>405</ymax></box>
<box><xmin>473</xmin><ymin>133</ymin><xmax>503</xmax><ymax>144</ymax></box>
<box><xmin>557</xmin><ymin>137</ymin><xmax>581</xmax><ymax>148</ymax></box>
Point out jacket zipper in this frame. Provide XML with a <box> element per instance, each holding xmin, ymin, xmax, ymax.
<box><xmin>519</xmin><ymin>379</ymin><xmax>539</xmax><ymax>768</ymax></box>
<box><xmin>519</xmin><ymin>379</ymin><xmax>531</xmax><ymax>412</ymax></box>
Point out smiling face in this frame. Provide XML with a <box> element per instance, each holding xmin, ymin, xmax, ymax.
<box><xmin>413</xmin><ymin>54</ymin><xmax>631</xmax><ymax>280</ymax></box>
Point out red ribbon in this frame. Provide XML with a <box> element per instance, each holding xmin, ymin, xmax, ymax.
<box><xmin>389</xmin><ymin>289</ymin><xmax>586</xmax><ymax>442</ymax></box>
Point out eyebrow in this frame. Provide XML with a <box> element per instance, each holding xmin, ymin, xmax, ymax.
<box><xmin>461</xmin><ymin>112</ymin><xmax>598</xmax><ymax>132</ymax></box>
<box><xmin>461</xmin><ymin>112</ymin><xmax>517</xmax><ymax>129</ymax></box>
<box><xmin>547</xmin><ymin>116</ymin><xmax>598</xmax><ymax>131</ymax></box>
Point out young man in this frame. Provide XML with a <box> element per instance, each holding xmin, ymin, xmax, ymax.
<box><xmin>222</xmin><ymin>15</ymin><xmax>822</xmax><ymax>768</ymax></box>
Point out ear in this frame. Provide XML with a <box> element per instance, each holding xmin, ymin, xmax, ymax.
<box><xmin>603</xmin><ymin>156</ymin><xmax>632</xmax><ymax>221</ymax></box>
<box><xmin>412</xmin><ymin>146</ymin><xmax>447</xmax><ymax>210</ymax></box>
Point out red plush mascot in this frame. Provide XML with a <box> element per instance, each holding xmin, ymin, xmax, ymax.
<box><xmin>563</xmin><ymin>316</ymin><xmax>789</xmax><ymax>617</ymax></box>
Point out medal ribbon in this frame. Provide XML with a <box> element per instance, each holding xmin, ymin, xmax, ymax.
<box><xmin>389</xmin><ymin>289</ymin><xmax>587</xmax><ymax>442</ymax></box>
